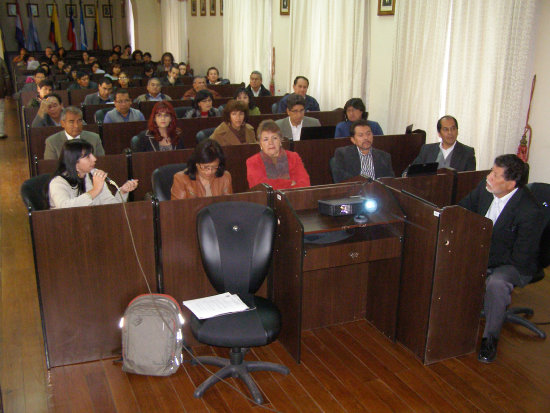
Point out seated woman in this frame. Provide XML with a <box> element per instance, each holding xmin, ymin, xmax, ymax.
<box><xmin>178</xmin><ymin>62</ymin><xmax>192</xmax><ymax>78</ymax></box>
<box><xmin>49</xmin><ymin>139</ymin><xmax>138</xmax><ymax>209</ymax></box>
<box><xmin>210</xmin><ymin>100</ymin><xmax>256</xmax><ymax>146</ymax></box>
<box><xmin>246</xmin><ymin>120</ymin><xmax>310</xmax><ymax>190</ymax></box>
<box><xmin>157</xmin><ymin>52</ymin><xmax>175</xmax><ymax>77</ymax></box>
<box><xmin>185</xmin><ymin>90</ymin><xmax>221</xmax><ymax>118</ymax></box>
<box><xmin>234</xmin><ymin>87</ymin><xmax>260</xmax><ymax>116</ymax></box>
<box><xmin>116</xmin><ymin>71</ymin><xmax>131</xmax><ymax>89</ymax></box>
<box><xmin>120</xmin><ymin>45</ymin><xmax>132</xmax><ymax>60</ymax></box>
<box><xmin>334</xmin><ymin>98</ymin><xmax>384</xmax><ymax>137</ymax></box>
<box><xmin>105</xmin><ymin>63</ymin><xmax>122</xmax><ymax>81</ymax></box>
<box><xmin>171</xmin><ymin>139</ymin><xmax>232</xmax><ymax>200</ymax></box>
<box><xmin>134</xmin><ymin>101</ymin><xmax>184</xmax><ymax>152</ymax></box>
<box><xmin>206</xmin><ymin>66</ymin><xmax>229</xmax><ymax>85</ymax></box>
<box><xmin>132</xmin><ymin>50</ymin><xmax>143</xmax><ymax>62</ymax></box>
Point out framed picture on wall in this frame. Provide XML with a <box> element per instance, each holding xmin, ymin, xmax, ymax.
<box><xmin>46</xmin><ymin>4</ymin><xmax>54</xmax><ymax>17</ymax></box>
<box><xmin>280</xmin><ymin>0</ymin><xmax>289</xmax><ymax>16</ymax></box>
<box><xmin>65</xmin><ymin>4</ymin><xmax>77</xmax><ymax>17</ymax></box>
<box><xmin>378</xmin><ymin>0</ymin><xmax>395</xmax><ymax>16</ymax></box>
<box><xmin>6</xmin><ymin>3</ymin><xmax>17</xmax><ymax>17</ymax></box>
<box><xmin>191</xmin><ymin>0</ymin><xmax>197</xmax><ymax>16</ymax></box>
<box><xmin>220</xmin><ymin>0</ymin><xmax>223</xmax><ymax>16</ymax></box>
<box><xmin>84</xmin><ymin>4</ymin><xmax>95</xmax><ymax>18</ymax></box>
<box><xmin>27</xmin><ymin>3</ymin><xmax>39</xmax><ymax>17</ymax></box>
<box><xmin>102</xmin><ymin>4</ymin><xmax>112</xmax><ymax>18</ymax></box>
<box><xmin>209</xmin><ymin>0</ymin><xmax>216</xmax><ymax>16</ymax></box>
<box><xmin>200</xmin><ymin>0</ymin><xmax>206</xmax><ymax>16</ymax></box>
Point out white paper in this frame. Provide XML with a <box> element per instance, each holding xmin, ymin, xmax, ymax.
<box><xmin>183</xmin><ymin>292</ymin><xmax>251</xmax><ymax>319</ymax></box>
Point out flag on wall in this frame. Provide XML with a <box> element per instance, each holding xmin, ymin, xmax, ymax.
<box><xmin>25</xmin><ymin>14</ymin><xmax>42</xmax><ymax>52</ymax></box>
<box><xmin>49</xmin><ymin>4</ymin><xmax>62</xmax><ymax>49</ymax></box>
<box><xmin>93</xmin><ymin>3</ymin><xmax>102</xmax><ymax>49</ymax></box>
<box><xmin>79</xmin><ymin>1</ymin><xmax>88</xmax><ymax>50</ymax></box>
<box><xmin>67</xmin><ymin>6</ymin><xmax>77</xmax><ymax>50</ymax></box>
<box><xmin>15</xmin><ymin>2</ymin><xmax>25</xmax><ymax>49</ymax></box>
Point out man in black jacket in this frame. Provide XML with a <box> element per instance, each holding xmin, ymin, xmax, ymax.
<box><xmin>459</xmin><ymin>154</ymin><xmax>543</xmax><ymax>363</ymax></box>
<box><xmin>245</xmin><ymin>71</ymin><xmax>271</xmax><ymax>97</ymax></box>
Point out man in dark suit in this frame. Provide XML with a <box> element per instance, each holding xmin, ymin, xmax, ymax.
<box><xmin>410</xmin><ymin>115</ymin><xmax>476</xmax><ymax>172</ymax></box>
<box><xmin>459</xmin><ymin>154</ymin><xmax>543</xmax><ymax>363</ymax></box>
<box><xmin>245</xmin><ymin>71</ymin><xmax>271</xmax><ymax>97</ymax></box>
<box><xmin>331</xmin><ymin>119</ymin><xmax>395</xmax><ymax>183</ymax></box>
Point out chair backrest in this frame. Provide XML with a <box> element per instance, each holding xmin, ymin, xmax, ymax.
<box><xmin>527</xmin><ymin>183</ymin><xmax>550</xmax><ymax>271</ymax></box>
<box><xmin>130</xmin><ymin>135</ymin><xmax>141</xmax><ymax>153</ymax></box>
<box><xmin>20</xmin><ymin>174</ymin><xmax>51</xmax><ymax>211</ymax></box>
<box><xmin>329</xmin><ymin>156</ymin><xmax>338</xmax><ymax>183</ymax></box>
<box><xmin>196</xmin><ymin>127</ymin><xmax>216</xmax><ymax>143</ymax></box>
<box><xmin>94</xmin><ymin>107</ymin><xmax>112</xmax><ymax>124</ymax></box>
<box><xmin>174</xmin><ymin>106</ymin><xmax>191</xmax><ymax>118</ymax></box>
<box><xmin>271</xmin><ymin>102</ymin><xmax>278</xmax><ymax>114</ymax></box>
<box><xmin>197</xmin><ymin>202</ymin><xmax>276</xmax><ymax>294</ymax></box>
<box><xmin>151</xmin><ymin>163</ymin><xmax>187</xmax><ymax>201</ymax></box>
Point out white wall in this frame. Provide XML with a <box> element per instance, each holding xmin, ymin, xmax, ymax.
<box><xmin>131</xmin><ymin>0</ymin><xmax>162</xmax><ymax>60</ymax></box>
<box><xmin>271</xmin><ymin>1</ymin><xmax>292</xmax><ymax>95</ymax></box>
<box><xmin>526</xmin><ymin>0</ymin><xmax>550</xmax><ymax>182</ymax></box>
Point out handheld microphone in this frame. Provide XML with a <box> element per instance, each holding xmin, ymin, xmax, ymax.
<box><xmin>91</xmin><ymin>168</ymin><xmax>114</xmax><ymax>185</ymax></box>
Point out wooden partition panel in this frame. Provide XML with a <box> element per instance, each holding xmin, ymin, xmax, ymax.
<box><xmin>379</xmin><ymin>173</ymin><xmax>455</xmax><ymax>208</ymax></box>
<box><xmin>69</xmin><ymin>88</ymin><xmax>97</xmax><ymax>105</ymax></box>
<box><xmin>101</xmin><ymin>121</ymin><xmax>148</xmax><ymax>154</ymax></box>
<box><xmin>159</xmin><ymin>191</ymin><xmax>270</xmax><ymax>345</ymax></box>
<box><xmin>29</xmin><ymin>124</ymin><xmax>100</xmax><ymax>165</ymax></box>
<box><xmin>131</xmin><ymin>150</ymin><xmax>193</xmax><ymax>200</ymax></box>
<box><xmin>454</xmin><ymin>170</ymin><xmax>489</xmax><ymax>204</ymax></box>
<box><xmin>21</xmin><ymin>89</ymin><xmax>70</xmax><ymax>107</ymax></box>
<box><xmin>372</xmin><ymin>133</ymin><xmax>426</xmax><ymax>176</ymax></box>
<box><xmin>31</xmin><ymin>201</ymin><xmax>156</xmax><ymax>367</ymax></box>
<box><xmin>222</xmin><ymin>143</ymin><xmax>263</xmax><ymax>193</ymax></box>
<box><xmin>292</xmin><ymin>138</ymin><xmax>351</xmax><ymax>185</ymax></box>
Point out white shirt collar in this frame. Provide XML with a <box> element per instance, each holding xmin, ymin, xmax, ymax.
<box><xmin>485</xmin><ymin>187</ymin><xmax>518</xmax><ymax>223</ymax></box>
<box><xmin>65</xmin><ymin>131</ymin><xmax>80</xmax><ymax>140</ymax></box>
<box><xmin>439</xmin><ymin>141</ymin><xmax>457</xmax><ymax>159</ymax></box>
<box><xmin>289</xmin><ymin>118</ymin><xmax>303</xmax><ymax>141</ymax></box>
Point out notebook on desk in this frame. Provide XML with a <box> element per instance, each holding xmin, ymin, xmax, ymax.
<box><xmin>300</xmin><ymin>126</ymin><xmax>336</xmax><ymax>140</ymax></box>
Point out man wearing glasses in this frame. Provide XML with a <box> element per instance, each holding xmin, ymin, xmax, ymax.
<box><xmin>103</xmin><ymin>89</ymin><xmax>146</xmax><ymax>123</ymax></box>
<box><xmin>410</xmin><ymin>115</ymin><xmax>476</xmax><ymax>172</ymax></box>
<box><xmin>134</xmin><ymin>78</ymin><xmax>172</xmax><ymax>103</ymax></box>
<box><xmin>275</xmin><ymin>94</ymin><xmax>320</xmax><ymax>141</ymax></box>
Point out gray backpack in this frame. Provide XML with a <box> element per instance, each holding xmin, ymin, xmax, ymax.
<box><xmin>121</xmin><ymin>293</ymin><xmax>185</xmax><ymax>376</ymax></box>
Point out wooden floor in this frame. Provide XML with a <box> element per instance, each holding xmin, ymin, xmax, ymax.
<box><xmin>1</xmin><ymin>98</ymin><xmax>550</xmax><ymax>412</ymax></box>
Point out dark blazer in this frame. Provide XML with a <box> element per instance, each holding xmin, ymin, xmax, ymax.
<box><xmin>412</xmin><ymin>141</ymin><xmax>476</xmax><ymax>171</ymax></box>
<box><xmin>459</xmin><ymin>181</ymin><xmax>543</xmax><ymax>279</ymax></box>
<box><xmin>332</xmin><ymin>145</ymin><xmax>395</xmax><ymax>183</ymax></box>
<box><xmin>245</xmin><ymin>84</ymin><xmax>271</xmax><ymax>97</ymax></box>
<box><xmin>134</xmin><ymin>130</ymin><xmax>185</xmax><ymax>152</ymax></box>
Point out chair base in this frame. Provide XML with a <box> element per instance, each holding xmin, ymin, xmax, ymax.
<box><xmin>191</xmin><ymin>347</ymin><xmax>289</xmax><ymax>405</ymax></box>
<box><xmin>481</xmin><ymin>308</ymin><xmax>547</xmax><ymax>339</ymax></box>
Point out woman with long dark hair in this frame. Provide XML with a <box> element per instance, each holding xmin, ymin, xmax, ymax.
<box><xmin>48</xmin><ymin>140</ymin><xmax>138</xmax><ymax>209</ymax></box>
<box><xmin>171</xmin><ymin>139</ymin><xmax>232</xmax><ymax>199</ymax></box>
<box><xmin>185</xmin><ymin>90</ymin><xmax>221</xmax><ymax>118</ymax></box>
<box><xmin>134</xmin><ymin>101</ymin><xmax>184</xmax><ymax>152</ymax></box>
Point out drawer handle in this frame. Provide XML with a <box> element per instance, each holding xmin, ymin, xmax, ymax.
<box><xmin>349</xmin><ymin>252</ymin><xmax>359</xmax><ymax>259</ymax></box>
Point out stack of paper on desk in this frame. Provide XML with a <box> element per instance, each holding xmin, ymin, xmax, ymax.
<box><xmin>183</xmin><ymin>292</ymin><xmax>251</xmax><ymax>319</ymax></box>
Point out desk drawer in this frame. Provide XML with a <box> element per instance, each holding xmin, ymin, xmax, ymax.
<box><xmin>303</xmin><ymin>237</ymin><xmax>401</xmax><ymax>271</ymax></box>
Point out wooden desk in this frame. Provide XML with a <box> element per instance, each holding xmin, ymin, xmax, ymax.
<box><xmin>272</xmin><ymin>181</ymin><xmax>405</xmax><ymax>362</ymax></box>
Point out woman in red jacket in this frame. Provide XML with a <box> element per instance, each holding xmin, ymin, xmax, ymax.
<box><xmin>246</xmin><ymin>120</ymin><xmax>310</xmax><ymax>190</ymax></box>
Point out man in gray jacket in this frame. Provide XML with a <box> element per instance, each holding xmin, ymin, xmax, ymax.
<box><xmin>275</xmin><ymin>94</ymin><xmax>320</xmax><ymax>141</ymax></box>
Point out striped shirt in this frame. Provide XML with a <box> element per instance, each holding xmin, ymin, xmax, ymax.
<box><xmin>357</xmin><ymin>147</ymin><xmax>375</xmax><ymax>179</ymax></box>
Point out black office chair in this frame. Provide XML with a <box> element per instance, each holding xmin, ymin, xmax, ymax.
<box><xmin>501</xmin><ymin>183</ymin><xmax>550</xmax><ymax>338</ymax></box>
<box><xmin>195</xmin><ymin>127</ymin><xmax>216</xmax><ymax>144</ymax></box>
<box><xmin>190</xmin><ymin>201</ymin><xmax>289</xmax><ymax>404</ymax></box>
<box><xmin>329</xmin><ymin>156</ymin><xmax>338</xmax><ymax>183</ymax></box>
<box><xmin>174</xmin><ymin>106</ymin><xmax>192</xmax><ymax>118</ymax></box>
<box><xmin>271</xmin><ymin>102</ymin><xmax>279</xmax><ymax>114</ymax></box>
<box><xmin>130</xmin><ymin>135</ymin><xmax>141</xmax><ymax>153</ymax></box>
<box><xmin>20</xmin><ymin>174</ymin><xmax>51</xmax><ymax>212</ymax></box>
<box><xmin>151</xmin><ymin>163</ymin><xmax>187</xmax><ymax>201</ymax></box>
<box><xmin>94</xmin><ymin>107</ymin><xmax>112</xmax><ymax>124</ymax></box>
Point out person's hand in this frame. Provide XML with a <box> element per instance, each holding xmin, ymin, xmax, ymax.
<box><xmin>290</xmin><ymin>180</ymin><xmax>297</xmax><ymax>186</ymax></box>
<box><xmin>88</xmin><ymin>169</ymin><xmax>107</xmax><ymax>198</ymax></box>
<box><xmin>37</xmin><ymin>98</ymin><xmax>49</xmax><ymax>117</ymax></box>
<box><xmin>119</xmin><ymin>179</ymin><xmax>139</xmax><ymax>194</ymax></box>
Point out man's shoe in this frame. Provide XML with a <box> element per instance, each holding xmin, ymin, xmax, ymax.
<box><xmin>478</xmin><ymin>336</ymin><xmax>498</xmax><ymax>363</ymax></box>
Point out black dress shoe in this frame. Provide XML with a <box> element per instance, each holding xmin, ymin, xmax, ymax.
<box><xmin>478</xmin><ymin>336</ymin><xmax>498</xmax><ymax>363</ymax></box>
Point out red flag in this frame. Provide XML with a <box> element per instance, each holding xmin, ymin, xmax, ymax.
<box><xmin>67</xmin><ymin>7</ymin><xmax>77</xmax><ymax>50</ymax></box>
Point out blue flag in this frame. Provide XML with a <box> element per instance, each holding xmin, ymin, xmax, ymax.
<box><xmin>79</xmin><ymin>2</ymin><xmax>88</xmax><ymax>50</ymax></box>
<box><xmin>25</xmin><ymin>15</ymin><xmax>42</xmax><ymax>52</ymax></box>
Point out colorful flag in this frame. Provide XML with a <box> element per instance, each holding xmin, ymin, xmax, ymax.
<box><xmin>67</xmin><ymin>6</ymin><xmax>77</xmax><ymax>50</ymax></box>
<box><xmin>93</xmin><ymin>3</ymin><xmax>101</xmax><ymax>50</ymax></box>
<box><xmin>79</xmin><ymin>1</ymin><xmax>88</xmax><ymax>50</ymax></box>
<box><xmin>15</xmin><ymin>2</ymin><xmax>25</xmax><ymax>49</ymax></box>
<box><xmin>49</xmin><ymin>4</ymin><xmax>62</xmax><ymax>49</ymax></box>
<box><xmin>25</xmin><ymin>14</ymin><xmax>42</xmax><ymax>52</ymax></box>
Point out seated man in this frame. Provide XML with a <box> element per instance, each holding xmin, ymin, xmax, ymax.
<box><xmin>182</xmin><ymin>76</ymin><xmax>221</xmax><ymax>100</ymax></box>
<box><xmin>44</xmin><ymin>106</ymin><xmax>105</xmax><ymax>160</ymax></box>
<box><xmin>275</xmin><ymin>94</ymin><xmax>320</xmax><ymax>141</ymax></box>
<box><xmin>103</xmin><ymin>89</ymin><xmax>146</xmax><ymax>123</ymax></box>
<box><xmin>16</xmin><ymin>67</ymin><xmax>47</xmax><ymax>98</ymax></box>
<box><xmin>161</xmin><ymin>65</ymin><xmax>184</xmax><ymax>87</ymax></box>
<box><xmin>32</xmin><ymin>94</ymin><xmax>63</xmax><ymax>127</ymax></box>
<box><xmin>245</xmin><ymin>71</ymin><xmax>271</xmax><ymax>97</ymax></box>
<box><xmin>276</xmin><ymin>76</ymin><xmax>320</xmax><ymax>113</ymax></box>
<box><xmin>332</xmin><ymin>119</ymin><xmax>394</xmax><ymax>182</ymax></box>
<box><xmin>134</xmin><ymin>78</ymin><xmax>172</xmax><ymax>103</ymax></box>
<box><xmin>67</xmin><ymin>71</ymin><xmax>98</xmax><ymax>91</ymax></box>
<box><xmin>410</xmin><ymin>115</ymin><xmax>476</xmax><ymax>172</ymax></box>
<box><xmin>26</xmin><ymin>79</ymin><xmax>54</xmax><ymax>108</ymax></box>
<box><xmin>83</xmin><ymin>77</ymin><xmax>114</xmax><ymax>105</ymax></box>
<box><xmin>459</xmin><ymin>154</ymin><xmax>543</xmax><ymax>363</ymax></box>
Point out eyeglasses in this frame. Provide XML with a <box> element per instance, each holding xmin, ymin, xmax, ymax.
<box><xmin>115</xmin><ymin>99</ymin><xmax>131</xmax><ymax>103</ymax></box>
<box><xmin>289</xmin><ymin>108</ymin><xmax>305</xmax><ymax>114</ymax></box>
<box><xmin>441</xmin><ymin>126</ymin><xmax>457</xmax><ymax>133</ymax></box>
<box><xmin>197</xmin><ymin>163</ymin><xmax>219</xmax><ymax>172</ymax></box>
